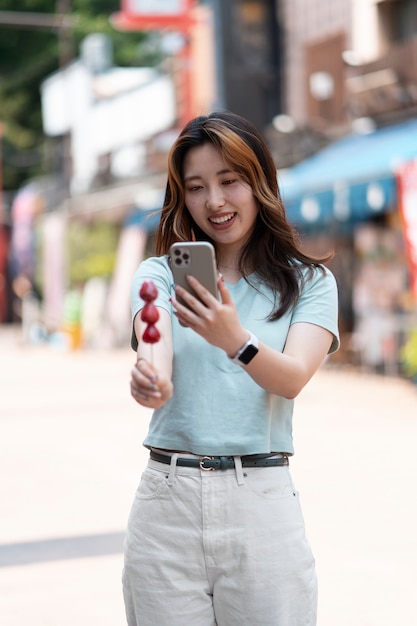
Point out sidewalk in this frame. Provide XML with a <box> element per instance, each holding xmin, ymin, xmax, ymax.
<box><xmin>1</xmin><ymin>330</ymin><xmax>417</xmax><ymax>625</ymax></box>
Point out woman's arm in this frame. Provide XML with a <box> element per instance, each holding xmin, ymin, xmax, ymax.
<box><xmin>130</xmin><ymin>307</ymin><xmax>174</xmax><ymax>408</ymax></box>
<box><xmin>171</xmin><ymin>275</ymin><xmax>333</xmax><ymax>400</ymax></box>
<box><xmin>244</xmin><ymin>321</ymin><xmax>333</xmax><ymax>399</ymax></box>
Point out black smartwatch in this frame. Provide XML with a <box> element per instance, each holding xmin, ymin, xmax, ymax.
<box><xmin>229</xmin><ymin>331</ymin><xmax>259</xmax><ymax>366</ymax></box>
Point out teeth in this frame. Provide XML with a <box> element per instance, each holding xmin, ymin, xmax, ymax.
<box><xmin>209</xmin><ymin>213</ymin><xmax>234</xmax><ymax>224</ymax></box>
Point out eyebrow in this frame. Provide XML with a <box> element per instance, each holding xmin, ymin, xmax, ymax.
<box><xmin>184</xmin><ymin>168</ymin><xmax>234</xmax><ymax>183</ymax></box>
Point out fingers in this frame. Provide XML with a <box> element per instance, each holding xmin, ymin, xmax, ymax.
<box><xmin>135</xmin><ymin>357</ymin><xmax>157</xmax><ymax>383</ymax></box>
<box><xmin>130</xmin><ymin>358</ymin><xmax>162</xmax><ymax>404</ymax></box>
<box><xmin>172</xmin><ymin>275</ymin><xmax>221</xmax><ymax>316</ymax></box>
<box><xmin>130</xmin><ymin>384</ymin><xmax>152</xmax><ymax>403</ymax></box>
<box><xmin>180</xmin><ymin>273</ymin><xmax>231</xmax><ymax>305</ymax></box>
<box><xmin>171</xmin><ymin>291</ymin><xmax>209</xmax><ymax>328</ymax></box>
<box><xmin>172</xmin><ymin>274</ymin><xmax>232</xmax><ymax>322</ymax></box>
<box><xmin>216</xmin><ymin>275</ymin><xmax>232</xmax><ymax>303</ymax></box>
<box><xmin>181</xmin><ymin>274</ymin><xmax>219</xmax><ymax>305</ymax></box>
<box><xmin>173</xmin><ymin>273</ymin><xmax>237</xmax><ymax>330</ymax></box>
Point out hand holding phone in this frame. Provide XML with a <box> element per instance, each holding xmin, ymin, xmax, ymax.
<box><xmin>169</xmin><ymin>241</ymin><xmax>220</xmax><ymax>307</ymax></box>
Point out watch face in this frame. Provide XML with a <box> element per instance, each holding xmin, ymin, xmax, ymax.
<box><xmin>239</xmin><ymin>344</ymin><xmax>259</xmax><ymax>365</ymax></box>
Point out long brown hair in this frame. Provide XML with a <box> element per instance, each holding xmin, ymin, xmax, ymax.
<box><xmin>156</xmin><ymin>111</ymin><xmax>332</xmax><ymax>320</ymax></box>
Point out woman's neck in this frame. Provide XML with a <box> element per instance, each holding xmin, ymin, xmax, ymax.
<box><xmin>216</xmin><ymin>245</ymin><xmax>248</xmax><ymax>282</ymax></box>
<box><xmin>217</xmin><ymin>264</ymin><xmax>243</xmax><ymax>284</ymax></box>
<box><xmin>217</xmin><ymin>255</ymin><xmax>244</xmax><ymax>283</ymax></box>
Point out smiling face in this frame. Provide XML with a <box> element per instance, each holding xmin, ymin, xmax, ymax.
<box><xmin>183</xmin><ymin>143</ymin><xmax>259</xmax><ymax>260</ymax></box>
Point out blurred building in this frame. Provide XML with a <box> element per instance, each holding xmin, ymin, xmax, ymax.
<box><xmin>21</xmin><ymin>0</ymin><xmax>417</xmax><ymax>367</ymax></box>
<box><xmin>272</xmin><ymin>0</ymin><xmax>417</xmax><ymax>371</ymax></box>
<box><xmin>41</xmin><ymin>37</ymin><xmax>176</xmax><ymax>196</ymax></box>
<box><xmin>193</xmin><ymin>0</ymin><xmax>417</xmax><ymax>370</ymax></box>
<box><xmin>37</xmin><ymin>12</ymin><xmax>217</xmax><ymax>345</ymax></box>
<box><xmin>214</xmin><ymin>0</ymin><xmax>283</xmax><ymax>130</ymax></box>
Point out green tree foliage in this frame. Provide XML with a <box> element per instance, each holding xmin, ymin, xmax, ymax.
<box><xmin>401</xmin><ymin>330</ymin><xmax>417</xmax><ymax>378</ymax></box>
<box><xmin>0</xmin><ymin>1</ymin><xmax>158</xmax><ymax>193</ymax></box>
<box><xmin>67</xmin><ymin>219</ymin><xmax>119</xmax><ymax>285</ymax></box>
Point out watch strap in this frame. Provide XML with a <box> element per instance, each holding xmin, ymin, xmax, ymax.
<box><xmin>229</xmin><ymin>331</ymin><xmax>259</xmax><ymax>365</ymax></box>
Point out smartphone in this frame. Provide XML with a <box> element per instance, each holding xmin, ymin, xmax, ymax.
<box><xmin>169</xmin><ymin>241</ymin><xmax>220</xmax><ymax>305</ymax></box>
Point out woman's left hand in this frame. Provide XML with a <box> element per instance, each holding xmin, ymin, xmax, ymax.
<box><xmin>172</xmin><ymin>274</ymin><xmax>334</xmax><ymax>399</ymax></box>
<box><xmin>171</xmin><ymin>275</ymin><xmax>249</xmax><ymax>357</ymax></box>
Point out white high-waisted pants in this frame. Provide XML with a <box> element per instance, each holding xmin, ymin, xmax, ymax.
<box><xmin>122</xmin><ymin>456</ymin><xmax>317</xmax><ymax>626</ymax></box>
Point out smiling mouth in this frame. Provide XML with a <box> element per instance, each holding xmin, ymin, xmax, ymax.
<box><xmin>209</xmin><ymin>212</ymin><xmax>236</xmax><ymax>225</ymax></box>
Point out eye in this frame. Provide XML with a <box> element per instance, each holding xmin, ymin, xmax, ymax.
<box><xmin>187</xmin><ymin>185</ymin><xmax>203</xmax><ymax>192</ymax></box>
<box><xmin>222</xmin><ymin>178</ymin><xmax>236</xmax><ymax>186</ymax></box>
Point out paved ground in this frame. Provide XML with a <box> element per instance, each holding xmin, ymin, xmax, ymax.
<box><xmin>1</xmin><ymin>325</ymin><xmax>417</xmax><ymax>626</ymax></box>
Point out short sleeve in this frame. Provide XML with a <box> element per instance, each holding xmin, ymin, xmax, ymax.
<box><xmin>291</xmin><ymin>266</ymin><xmax>340</xmax><ymax>354</ymax></box>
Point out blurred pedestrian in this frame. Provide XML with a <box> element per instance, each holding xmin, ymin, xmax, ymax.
<box><xmin>124</xmin><ymin>111</ymin><xmax>340</xmax><ymax>626</ymax></box>
<box><xmin>9</xmin><ymin>184</ymin><xmax>44</xmax><ymax>297</ymax></box>
<box><xmin>9</xmin><ymin>184</ymin><xmax>44</xmax><ymax>338</ymax></box>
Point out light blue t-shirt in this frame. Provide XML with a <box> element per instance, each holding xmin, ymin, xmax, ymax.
<box><xmin>131</xmin><ymin>255</ymin><xmax>339</xmax><ymax>456</ymax></box>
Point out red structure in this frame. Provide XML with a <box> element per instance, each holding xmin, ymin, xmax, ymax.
<box><xmin>397</xmin><ymin>160</ymin><xmax>417</xmax><ymax>298</ymax></box>
<box><xmin>112</xmin><ymin>0</ymin><xmax>196</xmax><ymax>31</ymax></box>
<box><xmin>111</xmin><ymin>0</ymin><xmax>197</xmax><ymax>128</ymax></box>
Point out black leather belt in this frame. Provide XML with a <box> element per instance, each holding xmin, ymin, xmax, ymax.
<box><xmin>149</xmin><ymin>450</ymin><xmax>289</xmax><ymax>471</ymax></box>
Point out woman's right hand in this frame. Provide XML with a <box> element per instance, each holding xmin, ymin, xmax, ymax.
<box><xmin>130</xmin><ymin>357</ymin><xmax>173</xmax><ymax>408</ymax></box>
<box><xmin>130</xmin><ymin>306</ymin><xmax>174</xmax><ymax>409</ymax></box>
<box><xmin>171</xmin><ymin>275</ymin><xmax>248</xmax><ymax>357</ymax></box>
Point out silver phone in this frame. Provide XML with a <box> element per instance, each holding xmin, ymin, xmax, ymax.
<box><xmin>169</xmin><ymin>241</ymin><xmax>220</xmax><ymax>305</ymax></box>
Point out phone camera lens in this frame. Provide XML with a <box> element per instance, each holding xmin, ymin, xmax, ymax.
<box><xmin>174</xmin><ymin>258</ymin><xmax>182</xmax><ymax>265</ymax></box>
<box><xmin>174</xmin><ymin>249</ymin><xmax>181</xmax><ymax>256</ymax></box>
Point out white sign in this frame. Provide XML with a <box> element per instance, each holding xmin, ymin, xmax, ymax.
<box><xmin>129</xmin><ymin>0</ymin><xmax>184</xmax><ymax>15</ymax></box>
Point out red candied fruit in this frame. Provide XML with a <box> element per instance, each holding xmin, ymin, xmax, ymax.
<box><xmin>139</xmin><ymin>280</ymin><xmax>158</xmax><ymax>302</ymax></box>
<box><xmin>140</xmin><ymin>303</ymin><xmax>159</xmax><ymax>325</ymax></box>
<box><xmin>142</xmin><ymin>325</ymin><xmax>161</xmax><ymax>344</ymax></box>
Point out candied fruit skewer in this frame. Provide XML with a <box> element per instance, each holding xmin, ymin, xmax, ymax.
<box><xmin>139</xmin><ymin>280</ymin><xmax>160</xmax><ymax>364</ymax></box>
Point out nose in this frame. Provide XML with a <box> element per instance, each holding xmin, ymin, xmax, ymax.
<box><xmin>205</xmin><ymin>185</ymin><xmax>225</xmax><ymax>210</ymax></box>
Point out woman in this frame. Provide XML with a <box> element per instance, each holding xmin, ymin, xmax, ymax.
<box><xmin>124</xmin><ymin>111</ymin><xmax>339</xmax><ymax>626</ymax></box>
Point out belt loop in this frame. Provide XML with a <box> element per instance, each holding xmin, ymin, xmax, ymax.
<box><xmin>234</xmin><ymin>456</ymin><xmax>245</xmax><ymax>486</ymax></box>
<box><xmin>167</xmin><ymin>453</ymin><xmax>179</xmax><ymax>486</ymax></box>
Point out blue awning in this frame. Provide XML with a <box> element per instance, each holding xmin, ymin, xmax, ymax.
<box><xmin>279</xmin><ymin>118</ymin><xmax>417</xmax><ymax>227</ymax></box>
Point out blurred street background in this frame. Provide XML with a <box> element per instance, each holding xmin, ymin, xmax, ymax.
<box><xmin>1</xmin><ymin>1</ymin><xmax>417</xmax><ymax>374</ymax></box>
<box><xmin>1</xmin><ymin>1</ymin><xmax>417</xmax><ymax>625</ymax></box>
<box><xmin>1</xmin><ymin>327</ymin><xmax>417</xmax><ymax>626</ymax></box>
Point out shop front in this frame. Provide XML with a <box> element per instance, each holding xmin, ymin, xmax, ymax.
<box><xmin>279</xmin><ymin>118</ymin><xmax>417</xmax><ymax>373</ymax></box>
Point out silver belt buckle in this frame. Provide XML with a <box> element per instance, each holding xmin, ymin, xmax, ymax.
<box><xmin>199</xmin><ymin>456</ymin><xmax>215</xmax><ymax>471</ymax></box>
